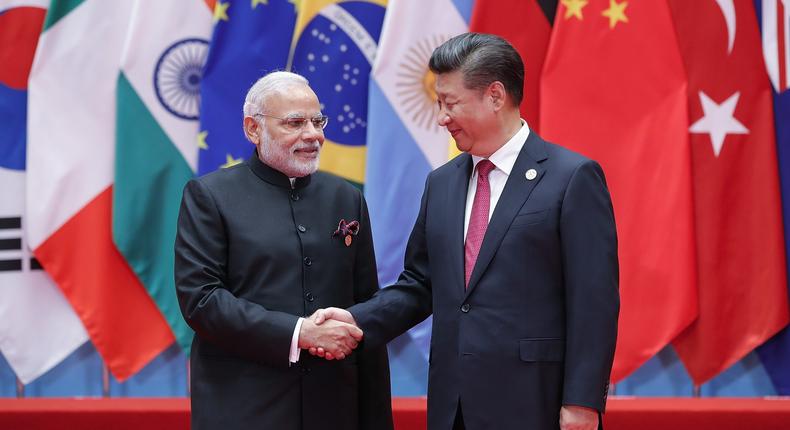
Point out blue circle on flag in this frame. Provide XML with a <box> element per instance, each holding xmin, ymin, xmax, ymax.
<box><xmin>291</xmin><ymin>1</ymin><xmax>385</xmax><ymax>146</ymax></box>
<box><xmin>154</xmin><ymin>38</ymin><xmax>209</xmax><ymax>121</ymax></box>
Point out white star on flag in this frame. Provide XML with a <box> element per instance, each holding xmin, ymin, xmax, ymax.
<box><xmin>689</xmin><ymin>91</ymin><xmax>749</xmax><ymax>157</ymax></box>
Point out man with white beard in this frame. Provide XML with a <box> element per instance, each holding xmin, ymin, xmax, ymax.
<box><xmin>174</xmin><ymin>71</ymin><xmax>393</xmax><ymax>430</ymax></box>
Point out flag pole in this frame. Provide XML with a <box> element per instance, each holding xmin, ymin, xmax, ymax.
<box><xmin>102</xmin><ymin>363</ymin><xmax>110</xmax><ymax>398</ymax></box>
<box><xmin>15</xmin><ymin>377</ymin><xmax>24</xmax><ymax>398</ymax></box>
<box><xmin>186</xmin><ymin>357</ymin><xmax>191</xmax><ymax>397</ymax></box>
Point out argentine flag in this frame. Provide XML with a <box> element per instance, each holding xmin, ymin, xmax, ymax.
<box><xmin>365</xmin><ymin>0</ymin><xmax>474</xmax><ymax>394</ymax></box>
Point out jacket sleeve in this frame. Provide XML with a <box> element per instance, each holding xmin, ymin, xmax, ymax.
<box><xmin>559</xmin><ymin>160</ymin><xmax>620</xmax><ymax>413</ymax></box>
<box><xmin>174</xmin><ymin>178</ymin><xmax>298</xmax><ymax>367</ymax></box>
<box><xmin>349</xmin><ymin>175</ymin><xmax>434</xmax><ymax>349</ymax></box>
<box><xmin>352</xmin><ymin>192</ymin><xmax>394</xmax><ymax>430</ymax></box>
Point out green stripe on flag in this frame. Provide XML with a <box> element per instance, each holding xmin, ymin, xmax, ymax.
<box><xmin>43</xmin><ymin>0</ymin><xmax>85</xmax><ymax>32</ymax></box>
<box><xmin>114</xmin><ymin>72</ymin><xmax>194</xmax><ymax>353</ymax></box>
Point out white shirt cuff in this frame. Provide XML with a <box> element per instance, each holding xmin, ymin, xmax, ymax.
<box><xmin>289</xmin><ymin>317</ymin><xmax>304</xmax><ymax>364</ymax></box>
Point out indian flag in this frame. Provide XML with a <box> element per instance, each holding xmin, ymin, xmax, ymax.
<box><xmin>114</xmin><ymin>0</ymin><xmax>212</xmax><ymax>354</ymax></box>
<box><xmin>27</xmin><ymin>0</ymin><xmax>174</xmax><ymax>381</ymax></box>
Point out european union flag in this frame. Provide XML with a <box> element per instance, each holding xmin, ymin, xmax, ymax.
<box><xmin>198</xmin><ymin>0</ymin><xmax>298</xmax><ymax>175</ymax></box>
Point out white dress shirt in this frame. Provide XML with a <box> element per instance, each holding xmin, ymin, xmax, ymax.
<box><xmin>464</xmin><ymin>120</ymin><xmax>531</xmax><ymax>239</ymax></box>
<box><xmin>290</xmin><ymin>318</ymin><xmax>303</xmax><ymax>363</ymax></box>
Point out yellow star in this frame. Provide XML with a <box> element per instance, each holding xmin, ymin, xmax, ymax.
<box><xmin>197</xmin><ymin>131</ymin><xmax>208</xmax><ymax>150</ymax></box>
<box><xmin>288</xmin><ymin>0</ymin><xmax>301</xmax><ymax>14</ymax></box>
<box><xmin>561</xmin><ymin>0</ymin><xmax>588</xmax><ymax>20</ymax></box>
<box><xmin>221</xmin><ymin>154</ymin><xmax>243</xmax><ymax>169</ymax></box>
<box><xmin>601</xmin><ymin>0</ymin><xmax>628</xmax><ymax>29</ymax></box>
<box><xmin>251</xmin><ymin>0</ymin><xmax>267</xmax><ymax>8</ymax></box>
<box><xmin>213</xmin><ymin>1</ymin><xmax>230</xmax><ymax>23</ymax></box>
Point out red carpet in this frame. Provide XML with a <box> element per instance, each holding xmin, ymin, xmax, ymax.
<box><xmin>0</xmin><ymin>397</ymin><xmax>789</xmax><ymax>429</ymax></box>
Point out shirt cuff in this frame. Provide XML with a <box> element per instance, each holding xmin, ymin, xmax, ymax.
<box><xmin>289</xmin><ymin>317</ymin><xmax>304</xmax><ymax>364</ymax></box>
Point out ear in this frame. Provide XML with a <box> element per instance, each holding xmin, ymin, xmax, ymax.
<box><xmin>487</xmin><ymin>81</ymin><xmax>507</xmax><ymax>111</ymax></box>
<box><xmin>243</xmin><ymin>116</ymin><xmax>260</xmax><ymax>144</ymax></box>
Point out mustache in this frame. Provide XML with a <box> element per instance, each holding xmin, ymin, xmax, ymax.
<box><xmin>292</xmin><ymin>141</ymin><xmax>321</xmax><ymax>152</ymax></box>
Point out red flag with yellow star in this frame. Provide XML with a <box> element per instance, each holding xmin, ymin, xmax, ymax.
<box><xmin>469</xmin><ymin>0</ymin><xmax>555</xmax><ymax>132</ymax></box>
<box><xmin>540</xmin><ymin>0</ymin><xmax>698</xmax><ymax>382</ymax></box>
<box><xmin>668</xmin><ymin>0</ymin><xmax>788</xmax><ymax>384</ymax></box>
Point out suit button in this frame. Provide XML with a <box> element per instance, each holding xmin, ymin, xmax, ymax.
<box><xmin>303</xmin><ymin>257</ymin><xmax>312</xmax><ymax>266</ymax></box>
<box><xmin>297</xmin><ymin>225</ymin><xmax>306</xmax><ymax>233</ymax></box>
<box><xmin>460</xmin><ymin>303</ymin><xmax>470</xmax><ymax>313</ymax></box>
<box><xmin>304</xmin><ymin>292</ymin><xmax>314</xmax><ymax>302</ymax></box>
<box><xmin>300</xmin><ymin>367</ymin><xmax>310</xmax><ymax>374</ymax></box>
<box><xmin>291</xmin><ymin>192</ymin><xmax>300</xmax><ymax>201</ymax></box>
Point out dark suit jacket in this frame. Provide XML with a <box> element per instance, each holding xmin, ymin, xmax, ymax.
<box><xmin>175</xmin><ymin>154</ymin><xmax>393</xmax><ymax>430</ymax></box>
<box><xmin>350</xmin><ymin>133</ymin><xmax>619</xmax><ymax>430</ymax></box>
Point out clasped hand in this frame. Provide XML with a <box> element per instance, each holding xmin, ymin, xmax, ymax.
<box><xmin>299</xmin><ymin>308</ymin><xmax>359</xmax><ymax>360</ymax></box>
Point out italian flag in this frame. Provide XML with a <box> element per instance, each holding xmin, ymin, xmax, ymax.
<box><xmin>26</xmin><ymin>0</ymin><xmax>207</xmax><ymax>380</ymax></box>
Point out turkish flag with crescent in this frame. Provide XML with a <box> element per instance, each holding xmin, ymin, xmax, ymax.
<box><xmin>540</xmin><ymin>0</ymin><xmax>698</xmax><ymax>382</ymax></box>
<box><xmin>668</xmin><ymin>0</ymin><xmax>789</xmax><ymax>384</ymax></box>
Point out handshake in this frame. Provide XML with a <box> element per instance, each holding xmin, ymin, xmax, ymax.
<box><xmin>298</xmin><ymin>308</ymin><xmax>360</xmax><ymax>360</ymax></box>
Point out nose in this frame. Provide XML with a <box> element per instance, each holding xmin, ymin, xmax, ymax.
<box><xmin>301</xmin><ymin>120</ymin><xmax>324</xmax><ymax>141</ymax></box>
<box><xmin>437</xmin><ymin>106</ymin><xmax>451</xmax><ymax>127</ymax></box>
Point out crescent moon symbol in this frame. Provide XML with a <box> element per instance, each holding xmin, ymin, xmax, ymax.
<box><xmin>714</xmin><ymin>0</ymin><xmax>736</xmax><ymax>55</ymax></box>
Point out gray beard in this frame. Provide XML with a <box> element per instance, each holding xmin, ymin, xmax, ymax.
<box><xmin>259</xmin><ymin>132</ymin><xmax>321</xmax><ymax>178</ymax></box>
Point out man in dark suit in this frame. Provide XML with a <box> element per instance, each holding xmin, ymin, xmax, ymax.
<box><xmin>312</xmin><ymin>33</ymin><xmax>619</xmax><ymax>430</ymax></box>
<box><xmin>174</xmin><ymin>71</ymin><xmax>393</xmax><ymax>430</ymax></box>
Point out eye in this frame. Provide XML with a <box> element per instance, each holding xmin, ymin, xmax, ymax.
<box><xmin>285</xmin><ymin>117</ymin><xmax>307</xmax><ymax>130</ymax></box>
<box><xmin>311</xmin><ymin>116</ymin><xmax>328</xmax><ymax>130</ymax></box>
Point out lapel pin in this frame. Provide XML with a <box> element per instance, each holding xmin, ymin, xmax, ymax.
<box><xmin>525</xmin><ymin>169</ymin><xmax>537</xmax><ymax>181</ymax></box>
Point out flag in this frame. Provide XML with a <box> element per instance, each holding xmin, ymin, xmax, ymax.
<box><xmin>668</xmin><ymin>0</ymin><xmax>789</xmax><ymax>385</ymax></box>
<box><xmin>289</xmin><ymin>0</ymin><xmax>387</xmax><ymax>186</ymax></box>
<box><xmin>760</xmin><ymin>0</ymin><xmax>790</xmax><ymax>93</ymax></box>
<box><xmin>469</xmin><ymin>0</ymin><xmax>555</xmax><ymax>132</ymax></box>
<box><xmin>113</xmin><ymin>0</ymin><xmax>213</xmax><ymax>354</ymax></box>
<box><xmin>0</xmin><ymin>0</ymin><xmax>88</xmax><ymax>384</ymax></box>
<box><xmin>197</xmin><ymin>0</ymin><xmax>298</xmax><ymax>175</ymax></box>
<box><xmin>540</xmin><ymin>0</ymin><xmax>697</xmax><ymax>382</ymax></box>
<box><xmin>755</xmin><ymin>0</ymin><xmax>790</xmax><ymax>395</ymax></box>
<box><xmin>27</xmin><ymin>0</ymin><xmax>175</xmax><ymax>381</ymax></box>
<box><xmin>364</xmin><ymin>0</ymin><xmax>472</xmax><ymax>375</ymax></box>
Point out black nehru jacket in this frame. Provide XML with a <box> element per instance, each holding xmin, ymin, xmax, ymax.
<box><xmin>175</xmin><ymin>152</ymin><xmax>393</xmax><ymax>430</ymax></box>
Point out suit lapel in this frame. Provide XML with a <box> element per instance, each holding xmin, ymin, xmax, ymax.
<box><xmin>448</xmin><ymin>154</ymin><xmax>473</xmax><ymax>294</ymax></box>
<box><xmin>465</xmin><ymin>133</ymin><xmax>549</xmax><ymax>297</ymax></box>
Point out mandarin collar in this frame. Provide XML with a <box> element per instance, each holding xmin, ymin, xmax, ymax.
<box><xmin>247</xmin><ymin>151</ymin><xmax>312</xmax><ymax>190</ymax></box>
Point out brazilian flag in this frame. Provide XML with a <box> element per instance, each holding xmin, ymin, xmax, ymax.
<box><xmin>289</xmin><ymin>0</ymin><xmax>386</xmax><ymax>187</ymax></box>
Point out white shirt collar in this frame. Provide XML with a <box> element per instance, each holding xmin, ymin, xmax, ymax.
<box><xmin>471</xmin><ymin>119</ymin><xmax>530</xmax><ymax>176</ymax></box>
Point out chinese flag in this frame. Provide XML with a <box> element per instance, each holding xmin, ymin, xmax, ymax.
<box><xmin>469</xmin><ymin>0</ymin><xmax>555</xmax><ymax>132</ymax></box>
<box><xmin>540</xmin><ymin>0</ymin><xmax>698</xmax><ymax>382</ymax></box>
<box><xmin>668</xmin><ymin>0</ymin><xmax>789</xmax><ymax>384</ymax></box>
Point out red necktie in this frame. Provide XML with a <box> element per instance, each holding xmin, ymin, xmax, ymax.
<box><xmin>465</xmin><ymin>159</ymin><xmax>495</xmax><ymax>289</ymax></box>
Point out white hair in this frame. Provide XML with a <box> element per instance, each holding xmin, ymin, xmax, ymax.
<box><xmin>242</xmin><ymin>71</ymin><xmax>309</xmax><ymax>118</ymax></box>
